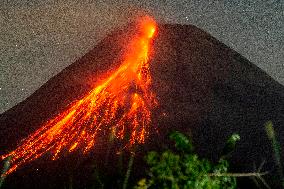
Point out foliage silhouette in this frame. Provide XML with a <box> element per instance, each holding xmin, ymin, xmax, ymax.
<box><xmin>134</xmin><ymin>131</ymin><xmax>237</xmax><ymax>189</ymax></box>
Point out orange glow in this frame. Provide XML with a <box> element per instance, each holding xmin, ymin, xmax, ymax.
<box><xmin>1</xmin><ymin>16</ymin><xmax>157</xmax><ymax>175</ymax></box>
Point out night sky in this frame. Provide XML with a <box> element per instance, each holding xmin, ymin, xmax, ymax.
<box><xmin>0</xmin><ymin>0</ymin><xmax>283</xmax><ymax>113</ymax></box>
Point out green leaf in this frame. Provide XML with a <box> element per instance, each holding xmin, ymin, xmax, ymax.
<box><xmin>169</xmin><ymin>131</ymin><xmax>193</xmax><ymax>152</ymax></box>
<box><xmin>221</xmin><ymin>133</ymin><xmax>240</xmax><ymax>157</ymax></box>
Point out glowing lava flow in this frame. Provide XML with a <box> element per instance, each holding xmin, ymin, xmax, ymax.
<box><xmin>1</xmin><ymin>16</ymin><xmax>157</xmax><ymax>175</ymax></box>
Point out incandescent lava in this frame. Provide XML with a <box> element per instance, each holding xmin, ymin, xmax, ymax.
<box><xmin>1</xmin><ymin>16</ymin><xmax>157</xmax><ymax>175</ymax></box>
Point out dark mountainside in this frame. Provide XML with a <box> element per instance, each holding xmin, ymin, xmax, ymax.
<box><xmin>0</xmin><ymin>23</ymin><xmax>284</xmax><ymax>189</ymax></box>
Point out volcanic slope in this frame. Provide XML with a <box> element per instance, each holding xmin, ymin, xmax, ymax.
<box><xmin>1</xmin><ymin>23</ymin><xmax>284</xmax><ymax>189</ymax></box>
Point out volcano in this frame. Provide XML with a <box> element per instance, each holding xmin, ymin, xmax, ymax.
<box><xmin>0</xmin><ymin>21</ymin><xmax>284</xmax><ymax>189</ymax></box>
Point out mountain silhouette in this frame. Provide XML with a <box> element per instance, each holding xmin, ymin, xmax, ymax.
<box><xmin>0</xmin><ymin>23</ymin><xmax>283</xmax><ymax>189</ymax></box>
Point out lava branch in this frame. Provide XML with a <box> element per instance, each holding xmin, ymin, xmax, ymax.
<box><xmin>1</xmin><ymin>16</ymin><xmax>158</xmax><ymax>175</ymax></box>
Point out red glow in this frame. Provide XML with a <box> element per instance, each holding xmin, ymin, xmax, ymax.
<box><xmin>1</xmin><ymin>16</ymin><xmax>157</xmax><ymax>175</ymax></box>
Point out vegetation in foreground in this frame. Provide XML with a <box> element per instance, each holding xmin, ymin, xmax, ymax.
<box><xmin>134</xmin><ymin>131</ymin><xmax>238</xmax><ymax>189</ymax></box>
<box><xmin>0</xmin><ymin>121</ymin><xmax>283</xmax><ymax>189</ymax></box>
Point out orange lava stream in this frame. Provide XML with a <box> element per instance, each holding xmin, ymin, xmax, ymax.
<box><xmin>1</xmin><ymin>16</ymin><xmax>157</xmax><ymax>175</ymax></box>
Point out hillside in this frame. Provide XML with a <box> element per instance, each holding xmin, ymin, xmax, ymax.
<box><xmin>0</xmin><ymin>23</ymin><xmax>284</xmax><ymax>189</ymax></box>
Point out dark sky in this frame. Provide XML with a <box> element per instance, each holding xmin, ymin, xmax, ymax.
<box><xmin>0</xmin><ymin>0</ymin><xmax>283</xmax><ymax>113</ymax></box>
